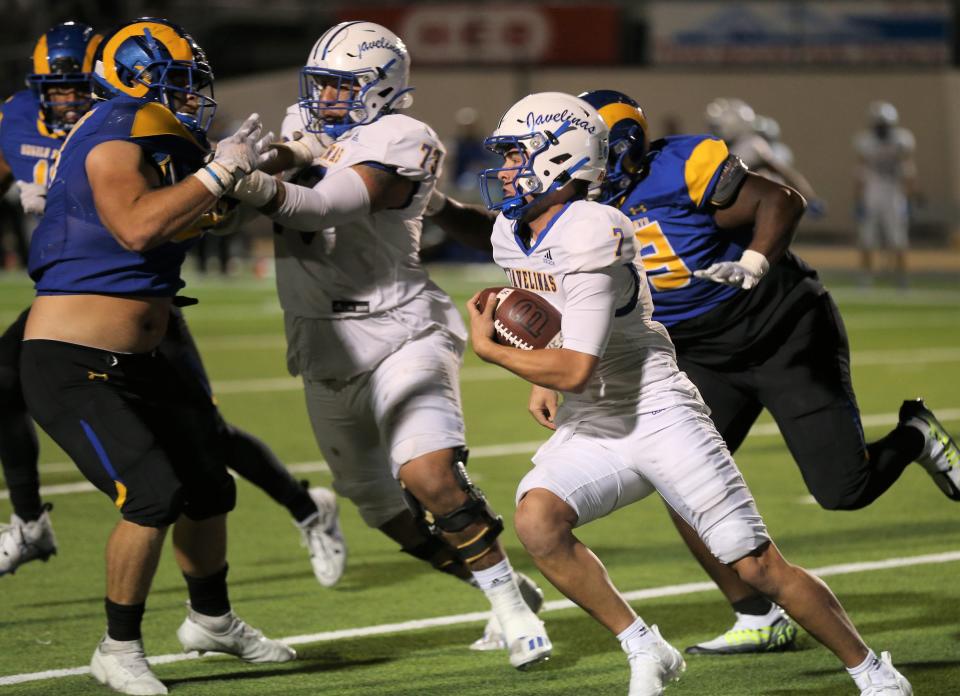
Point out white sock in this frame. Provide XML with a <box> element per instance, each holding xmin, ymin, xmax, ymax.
<box><xmin>471</xmin><ymin>558</ymin><xmax>513</xmax><ymax>591</ymax></box>
<box><xmin>847</xmin><ymin>649</ymin><xmax>882</xmax><ymax>690</ymax></box>
<box><xmin>472</xmin><ymin>560</ymin><xmax>534</xmax><ymax>638</ymax></box>
<box><xmin>618</xmin><ymin>617</ymin><xmax>656</xmax><ymax>655</ymax></box>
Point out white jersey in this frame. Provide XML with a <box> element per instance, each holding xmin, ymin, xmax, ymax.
<box><xmin>854</xmin><ymin>127</ymin><xmax>916</xmax><ymax>192</ymax></box>
<box><xmin>275</xmin><ymin>108</ymin><xmax>464</xmax><ymax>381</ymax></box>
<box><xmin>491</xmin><ymin>200</ymin><xmax>696</xmax><ymax>421</ymax></box>
<box><xmin>275</xmin><ymin>108</ymin><xmax>446</xmax><ymax>319</ymax></box>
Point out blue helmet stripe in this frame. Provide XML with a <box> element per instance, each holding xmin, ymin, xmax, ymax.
<box><xmin>321</xmin><ymin>21</ymin><xmax>364</xmax><ymax>59</ymax></box>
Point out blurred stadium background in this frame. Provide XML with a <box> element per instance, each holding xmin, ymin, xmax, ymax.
<box><xmin>1</xmin><ymin>3</ymin><xmax>959</xmax><ymax>695</ymax></box>
<box><xmin>3</xmin><ymin>0</ymin><xmax>960</xmax><ymax>272</ymax></box>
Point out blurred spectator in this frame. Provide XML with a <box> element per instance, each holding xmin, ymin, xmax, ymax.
<box><xmin>853</xmin><ymin>101</ymin><xmax>917</xmax><ymax>288</ymax></box>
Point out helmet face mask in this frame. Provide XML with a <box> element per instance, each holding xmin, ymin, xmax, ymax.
<box><xmin>299</xmin><ymin>21</ymin><xmax>414</xmax><ymax>138</ymax></box>
<box><xmin>93</xmin><ymin>18</ymin><xmax>217</xmax><ymax>134</ymax></box>
<box><xmin>479</xmin><ymin>92</ymin><xmax>608</xmax><ymax>221</ymax></box>
<box><xmin>27</xmin><ymin>21</ymin><xmax>100</xmax><ymax>134</ymax></box>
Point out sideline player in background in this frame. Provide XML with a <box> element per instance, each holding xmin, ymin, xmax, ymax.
<box><xmin>0</xmin><ymin>20</ymin><xmax>99</xmax><ymax>575</ymax></box>
<box><xmin>704</xmin><ymin>97</ymin><xmax>823</xmax><ymax>214</ymax></box>
<box><xmin>578</xmin><ymin>88</ymin><xmax>959</xmax><ymax>655</ymax></box>
<box><xmin>228</xmin><ymin>21</ymin><xmax>551</xmax><ymax>669</ymax></box>
<box><xmin>0</xmin><ymin>23</ymin><xmax>345</xmax><ymax>588</ymax></box>
<box><xmin>467</xmin><ymin>90</ymin><xmax>911</xmax><ymax>696</ymax></box>
<box><xmin>853</xmin><ymin>101</ymin><xmax>917</xmax><ymax>288</ymax></box>
<box><xmin>19</xmin><ymin>19</ymin><xmax>293</xmax><ymax>694</ymax></box>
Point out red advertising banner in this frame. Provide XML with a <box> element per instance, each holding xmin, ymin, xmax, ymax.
<box><xmin>337</xmin><ymin>4</ymin><xmax>620</xmax><ymax>65</ymax></box>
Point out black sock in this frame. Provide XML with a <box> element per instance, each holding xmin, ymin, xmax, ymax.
<box><xmin>184</xmin><ymin>563</ymin><xmax>231</xmax><ymax>617</ymax></box>
<box><xmin>732</xmin><ymin>595</ymin><xmax>774</xmax><ymax>616</ymax></box>
<box><xmin>856</xmin><ymin>425</ymin><xmax>926</xmax><ymax>506</ymax></box>
<box><xmin>105</xmin><ymin>598</ymin><xmax>145</xmax><ymax>642</ymax></box>
<box><xmin>0</xmin><ymin>409</ymin><xmax>42</xmax><ymax>521</ymax></box>
<box><xmin>223</xmin><ymin>427</ymin><xmax>318</xmax><ymax>523</ymax></box>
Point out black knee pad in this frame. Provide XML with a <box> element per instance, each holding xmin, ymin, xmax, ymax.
<box><xmin>403</xmin><ymin>447</ymin><xmax>504</xmax><ymax>564</ymax></box>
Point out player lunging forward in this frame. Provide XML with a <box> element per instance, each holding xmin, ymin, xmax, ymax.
<box><xmin>467</xmin><ymin>91</ymin><xmax>911</xmax><ymax>696</ymax></box>
<box><xmin>228</xmin><ymin>21</ymin><xmax>550</xmax><ymax>668</ymax></box>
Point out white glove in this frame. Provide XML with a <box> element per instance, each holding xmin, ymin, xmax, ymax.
<box><xmin>230</xmin><ymin>170</ymin><xmax>278</xmax><ymax>208</ymax></box>
<box><xmin>693</xmin><ymin>250</ymin><xmax>769</xmax><ymax>290</ymax></box>
<box><xmin>16</xmin><ymin>181</ymin><xmax>47</xmax><ymax>216</ymax></box>
<box><xmin>194</xmin><ymin>113</ymin><xmax>277</xmax><ymax>197</ymax></box>
<box><xmin>271</xmin><ymin>130</ymin><xmax>331</xmax><ymax>169</ymax></box>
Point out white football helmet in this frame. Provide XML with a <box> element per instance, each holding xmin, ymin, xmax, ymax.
<box><xmin>479</xmin><ymin>92</ymin><xmax>608</xmax><ymax>220</ymax></box>
<box><xmin>299</xmin><ymin>21</ymin><xmax>414</xmax><ymax>137</ymax></box>
<box><xmin>705</xmin><ymin>97</ymin><xmax>756</xmax><ymax>142</ymax></box>
<box><xmin>867</xmin><ymin>100</ymin><xmax>898</xmax><ymax>127</ymax></box>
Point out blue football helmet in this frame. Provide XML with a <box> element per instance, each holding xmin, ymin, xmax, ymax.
<box><xmin>299</xmin><ymin>21</ymin><xmax>414</xmax><ymax>138</ymax></box>
<box><xmin>578</xmin><ymin>90</ymin><xmax>649</xmax><ymax>203</ymax></box>
<box><xmin>92</xmin><ymin>18</ymin><xmax>216</xmax><ymax>134</ymax></box>
<box><xmin>27</xmin><ymin>22</ymin><xmax>101</xmax><ymax>135</ymax></box>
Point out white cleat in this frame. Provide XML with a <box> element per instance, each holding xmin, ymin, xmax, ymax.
<box><xmin>0</xmin><ymin>505</ymin><xmax>57</xmax><ymax>576</ymax></box>
<box><xmin>500</xmin><ymin>604</ymin><xmax>552</xmax><ymax>670</ymax></box>
<box><xmin>297</xmin><ymin>487</ymin><xmax>347</xmax><ymax>587</ymax></box>
<box><xmin>90</xmin><ymin>636</ymin><xmax>167</xmax><ymax>695</ymax></box>
<box><xmin>471</xmin><ymin>572</ymin><xmax>545</xmax><ymax>651</ymax></box>
<box><xmin>176</xmin><ymin>609</ymin><xmax>296</xmax><ymax>663</ymax></box>
<box><xmin>627</xmin><ymin>625</ymin><xmax>686</xmax><ymax>696</ymax></box>
<box><xmin>858</xmin><ymin>651</ymin><xmax>913</xmax><ymax>696</ymax></box>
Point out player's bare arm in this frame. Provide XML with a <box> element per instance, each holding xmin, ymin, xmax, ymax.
<box><xmin>428</xmin><ymin>193</ymin><xmax>496</xmax><ymax>252</ymax></box>
<box><xmin>528</xmin><ymin>385</ymin><xmax>559</xmax><ymax>430</ymax></box>
<box><xmin>87</xmin><ymin>140</ymin><xmax>216</xmax><ymax>252</ymax></box>
<box><xmin>467</xmin><ymin>289</ymin><xmax>598</xmax><ymax>392</ymax></box>
<box><xmin>714</xmin><ymin>172</ymin><xmax>806</xmax><ymax>264</ymax></box>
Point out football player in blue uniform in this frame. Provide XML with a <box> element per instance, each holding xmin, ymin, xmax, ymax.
<box><xmin>18</xmin><ymin>19</ymin><xmax>295</xmax><ymax>694</ymax></box>
<box><xmin>577</xmin><ymin>88</ymin><xmax>959</xmax><ymax>655</ymax></box>
<box><xmin>0</xmin><ymin>22</ymin><xmax>344</xmax><ymax>590</ymax></box>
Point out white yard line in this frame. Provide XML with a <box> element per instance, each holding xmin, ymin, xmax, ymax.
<box><xmin>1</xmin><ymin>550</ymin><xmax>957</xmax><ymax>686</ymax></box>
<box><xmin>13</xmin><ymin>410</ymin><xmax>960</xmax><ymax>500</ymax></box>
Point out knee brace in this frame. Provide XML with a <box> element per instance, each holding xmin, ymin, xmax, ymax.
<box><xmin>401</xmin><ymin>535</ymin><xmax>469</xmax><ymax>580</ymax></box>
<box><xmin>402</xmin><ymin>447</ymin><xmax>504</xmax><ymax>564</ymax></box>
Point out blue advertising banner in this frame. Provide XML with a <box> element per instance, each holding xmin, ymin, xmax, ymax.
<box><xmin>650</xmin><ymin>1</ymin><xmax>951</xmax><ymax>66</ymax></box>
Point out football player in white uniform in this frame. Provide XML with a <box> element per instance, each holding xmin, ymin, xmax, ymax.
<box><xmin>465</xmin><ymin>91</ymin><xmax>912</xmax><ymax>696</ymax></box>
<box><xmin>853</xmin><ymin>101</ymin><xmax>917</xmax><ymax>287</ymax></box>
<box><xmin>705</xmin><ymin>97</ymin><xmax>823</xmax><ymax>212</ymax></box>
<box><xmin>229</xmin><ymin>21</ymin><xmax>550</xmax><ymax>669</ymax></box>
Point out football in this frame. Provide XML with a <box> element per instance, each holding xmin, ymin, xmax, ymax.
<box><xmin>475</xmin><ymin>286</ymin><xmax>563</xmax><ymax>350</ymax></box>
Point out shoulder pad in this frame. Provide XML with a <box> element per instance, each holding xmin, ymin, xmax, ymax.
<box><xmin>683</xmin><ymin>137</ymin><xmax>729</xmax><ymax>208</ymax></box>
<box><xmin>561</xmin><ymin>202</ymin><xmax>637</xmax><ymax>273</ymax></box>
<box><xmin>129</xmin><ymin>102</ymin><xmax>203</xmax><ymax>148</ymax></box>
<box><xmin>707</xmin><ymin>155</ymin><xmax>748</xmax><ymax>208</ymax></box>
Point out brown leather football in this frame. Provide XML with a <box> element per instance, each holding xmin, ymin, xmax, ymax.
<box><xmin>476</xmin><ymin>286</ymin><xmax>562</xmax><ymax>350</ymax></box>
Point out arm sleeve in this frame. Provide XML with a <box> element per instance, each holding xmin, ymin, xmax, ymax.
<box><xmin>559</xmin><ymin>270</ymin><xmax>617</xmax><ymax>357</ymax></box>
<box><xmin>269</xmin><ymin>167</ymin><xmax>371</xmax><ymax>231</ymax></box>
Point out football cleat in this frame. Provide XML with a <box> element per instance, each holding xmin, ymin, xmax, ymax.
<box><xmin>470</xmin><ymin>571</ymin><xmax>545</xmax><ymax>651</ymax></box>
<box><xmin>0</xmin><ymin>504</ymin><xmax>57</xmax><ymax>576</ymax></box>
<box><xmin>627</xmin><ymin>625</ymin><xmax>686</xmax><ymax>696</ymax></box>
<box><xmin>177</xmin><ymin>609</ymin><xmax>296</xmax><ymax>663</ymax></box>
<box><xmin>857</xmin><ymin>651</ymin><xmax>913</xmax><ymax>695</ymax></box>
<box><xmin>90</xmin><ymin>635</ymin><xmax>167</xmax><ymax>695</ymax></box>
<box><xmin>507</xmin><ymin>625</ymin><xmax>552</xmax><ymax>671</ymax></box>
<box><xmin>900</xmin><ymin>399</ymin><xmax>960</xmax><ymax>500</ymax></box>
<box><xmin>685</xmin><ymin>605</ymin><xmax>797</xmax><ymax>655</ymax></box>
<box><xmin>297</xmin><ymin>487</ymin><xmax>347</xmax><ymax>586</ymax></box>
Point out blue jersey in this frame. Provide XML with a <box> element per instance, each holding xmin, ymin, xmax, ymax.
<box><xmin>0</xmin><ymin>90</ymin><xmax>61</xmax><ymax>185</ymax></box>
<box><xmin>29</xmin><ymin>96</ymin><xmax>209</xmax><ymax>297</ymax></box>
<box><xmin>617</xmin><ymin>135</ymin><xmax>751</xmax><ymax>327</ymax></box>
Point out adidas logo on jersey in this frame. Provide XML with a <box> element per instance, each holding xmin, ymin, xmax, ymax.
<box><xmin>543</xmin><ymin>249</ymin><xmax>554</xmax><ymax>265</ymax></box>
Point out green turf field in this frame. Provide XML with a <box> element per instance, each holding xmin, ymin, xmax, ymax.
<box><xmin>1</xmin><ymin>265</ymin><xmax>958</xmax><ymax>695</ymax></box>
